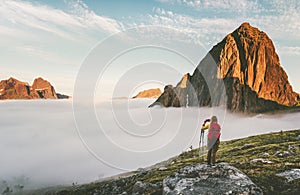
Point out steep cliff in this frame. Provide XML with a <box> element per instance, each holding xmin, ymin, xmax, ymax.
<box><xmin>0</xmin><ymin>77</ymin><xmax>33</xmax><ymax>99</ymax></box>
<box><xmin>150</xmin><ymin>23</ymin><xmax>299</xmax><ymax>112</ymax></box>
<box><xmin>31</xmin><ymin>77</ymin><xmax>57</xmax><ymax>99</ymax></box>
<box><xmin>0</xmin><ymin>77</ymin><xmax>68</xmax><ymax>100</ymax></box>
<box><xmin>150</xmin><ymin>73</ymin><xmax>190</xmax><ymax>107</ymax></box>
<box><xmin>132</xmin><ymin>88</ymin><xmax>162</xmax><ymax>99</ymax></box>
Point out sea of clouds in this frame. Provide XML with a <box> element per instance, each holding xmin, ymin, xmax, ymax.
<box><xmin>0</xmin><ymin>99</ymin><xmax>299</xmax><ymax>191</ymax></box>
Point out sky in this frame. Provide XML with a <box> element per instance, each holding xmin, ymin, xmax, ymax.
<box><xmin>1</xmin><ymin>0</ymin><xmax>300</xmax><ymax>96</ymax></box>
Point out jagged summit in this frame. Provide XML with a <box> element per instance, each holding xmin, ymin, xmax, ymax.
<box><xmin>32</xmin><ymin>77</ymin><xmax>57</xmax><ymax>99</ymax></box>
<box><xmin>0</xmin><ymin>77</ymin><xmax>69</xmax><ymax>100</ymax></box>
<box><xmin>215</xmin><ymin>22</ymin><xmax>298</xmax><ymax>106</ymax></box>
<box><xmin>150</xmin><ymin>22</ymin><xmax>299</xmax><ymax>112</ymax></box>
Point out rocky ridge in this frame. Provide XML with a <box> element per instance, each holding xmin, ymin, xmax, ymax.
<box><xmin>132</xmin><ymin>88</ymin><xmax>162</xmax><ymax>99</ymax></box>
<box><xmin>0</xmin><ymin>77</ymin><xmax>69</xmax><ymax>100</ymax></box>
<box><xmin>150</xmin><ymin>23</ymin><xmax>300</xmax><ymax>113</ymax></box>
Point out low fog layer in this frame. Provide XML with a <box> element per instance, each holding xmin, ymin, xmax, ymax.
<box><xmin>0</xmin><ymin>99</ymin><xmax>299</xmax><ymax>191</ymax></box>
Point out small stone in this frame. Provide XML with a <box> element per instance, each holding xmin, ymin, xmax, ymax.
<box><xmin>288</xmin><ymin>145</ymin><xmax>295</xmax><ymax>150</ymax></box>
<box><xmin>226</xmin><ymin>190</ymin><xmax>233</xmax><ymax>194</ymax></box>
<box><xmin>250</xmin><ymin>158</ymin><xmax>273</xmax><ymax>164</ymax></box>
<box><xmin>275</xmin><ymin>151</ymin><xmax>283</xmax><ymax>157</ymax></box>
<box><xmin>288</xmin><ymin>145</ymin><xmax>298</xmax><ymax>154</ymax></box>
<box><xmin>282</xmin><ymin>151</ymin><xmax>290</xmax><ymax>157</ymax></box>
<box><xmin>158</xmin><ymin>167</ymin><xmax>168</xmax><ymax>171</ymax></box>
<box><xmin>241</xmin><ymin>144</ymin><xmax>256</xmax><ymax>150</ymax></box>
<box><xmin>229</xmin><ymin>148</ymin><xmax>240</xmax><ymax>152</ymax></box>
<box><xmin>250</xmin><ymin>159</ymin><xmax>259</xmax><ymax>164</ymax></box>
<box><xmin>297</xmin><ymin>135</ymin><xmax>300</xmax><ymax>140</ymax></box>
<box><xmin>262</xmin><ymin>152</ymin><xmax>270</xmax><ymax>158</ymax></box>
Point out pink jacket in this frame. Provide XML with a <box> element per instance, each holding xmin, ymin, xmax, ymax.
<box><xmin>208</xmin><ymin>123</ymin><xmax>221</xmax><ymax>140</ymax></box>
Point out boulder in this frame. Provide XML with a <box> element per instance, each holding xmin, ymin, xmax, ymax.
<box><xmin>163</xmin><ymin>163</ymin><xmax>262</xmax><ymax>195</ymax></box>
<box><xmin>276</xmin><ymin>169</ymin><xmax>300</xmax><ymax>182</ymax></box>
<box><xmin>132</xmin><ymin>181</ymin><xmax>162</xmax><ymax>195</ymax></box>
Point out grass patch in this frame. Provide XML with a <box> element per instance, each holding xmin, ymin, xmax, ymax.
<box><xmin>55</xmin><ymin>129</ymin><xmax>300</xmax><ymax>195</ymax></box>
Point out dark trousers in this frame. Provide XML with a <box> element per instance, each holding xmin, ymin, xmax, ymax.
<box><xmin>207</xmin><ymin>138</ymin><xmax>220</xmax><ymax>165</ymax></box>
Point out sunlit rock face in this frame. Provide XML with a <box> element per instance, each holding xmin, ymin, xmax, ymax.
<box><xmin>132</xmin><ymin>88</ymin><xmax>162</xmax><ymax>99</ymax></box>
<box><xmin>150</xmin><ymin>23</ymin><xmax>299</xmax><ymax>113</ymax></box>
<box><xmin>0</xmin><ymin>77</ymin><xmax>69</xmax><ymax>99</ymax></box>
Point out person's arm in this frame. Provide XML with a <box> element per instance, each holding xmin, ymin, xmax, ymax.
<box><xmin>201</xmin><ymin>124</ymin><xmax>210</xmax><ymax>131</ymax></box>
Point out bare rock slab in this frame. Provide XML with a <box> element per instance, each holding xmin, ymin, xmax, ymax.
<box><xmin>163</xmin><ymin>163</ymin><xmax>262</xmax><ymax>195</ymax></box>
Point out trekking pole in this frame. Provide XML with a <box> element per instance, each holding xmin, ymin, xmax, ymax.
<box><xmin>199</xmin><ymin>118</ymin><xmax>210</xmax><ymax>157</ymax></box>
<box><xmin>199</xmin><ymin>129</ymin><xmax>204</xmax><ymax>156</ymax></box>
<box><xmin>199</xmin><ymin>132</ymin><xmax>201</xmax><ymax>156</ymax></box>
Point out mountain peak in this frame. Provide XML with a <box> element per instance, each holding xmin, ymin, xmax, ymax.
<box><xmin>234</xmin><ymin>22</ymin><xmax>268</xmax><ymax>43</ymax></box>
<box><xmin>132</xmin><ymin>88</ymin><xmax>162</xmax><ymax>99</ymax></box>
<box><xmin>239</xmin><ymin>22</ymin><xmax>251</xmax><ymax>28</ymax></box>
<box><xmin>7</xmin><ymin>77</ymin><xmax>20</xmax><ymax>83</ymax></box>
<box><xmin>177</xmin><ymin>73</ymin><xmax>190</xmax><ymax>88</ymax></box>
<box><xmin>217</xmin><ymin>22</ymin><xmax>297</xmax><ymax>107</ymax></box>
<box><xmin>150</xmin><ymin>23</ymin><xmax>299</xmax><ymax>112</ymax></box>
<box><xmin>0</xmin><ymin>77</ymin><xmax>69</xmax><ymax>100</ymax></box>
<box><xmin>8</xmin><ymin>77</ymin><xmax>16</xmax><ymax>81</ymax></box>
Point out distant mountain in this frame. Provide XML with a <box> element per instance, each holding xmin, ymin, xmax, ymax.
<box><xmin>132</xmin><ymin>88</ymin><xmax>162</xmax><ymax>99</ymax></box>
<box><xmin>0</xmin><ymin>77</ymin><xmax>69</xmax><ymax>100</ymax></box>
<box><xmin>150</xmin><ymin>22</ymin><xmax>300</xmax><ymax>113</ymax></box>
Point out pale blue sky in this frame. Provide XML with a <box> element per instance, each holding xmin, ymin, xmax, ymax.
<box><xmin>0</xmin><ymin>0</ymin><xmax>299</xmax><ymax>96</ymax></box>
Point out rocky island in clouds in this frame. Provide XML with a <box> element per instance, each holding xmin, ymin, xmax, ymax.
<box><xmin>0</xmin><ymin>77</ymin><xmax>69</xmax><ymax>100</ymax></box>
<box><xmin>150</xmin><ymin>23</ymin><xmax>300</xmax><ymax>113</ymax></box>
<box><xmin>0</xmin><ymin>0</ymin><xmax>300</xmax><ymax>194</ymax></box>
<box><xmin>132</xmin><ymin>88</ymin><xmax>162</xmax><ymax>99</ymax></box>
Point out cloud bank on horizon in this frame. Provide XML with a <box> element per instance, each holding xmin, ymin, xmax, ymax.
<box><xmin>0</xmin><ymin>0</ymin><xmax>299</xmax><ymax>95</ymax></box>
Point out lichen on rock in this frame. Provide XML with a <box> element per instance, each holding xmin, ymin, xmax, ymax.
<box><xmin>163</xmin><ymin>163</ymin><xmax>263</xmax><ymax>195</ymax></box>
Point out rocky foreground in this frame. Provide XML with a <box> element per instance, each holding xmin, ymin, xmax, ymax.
<box><xmin>21</xmin><ymin>129</ymin><xmax>300</xmax><ymax>195</ymax></box>
<box><xmin>163</xmin><ymin>163</ymin><xmax>262</xmax><ymax>194</ymax></box>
